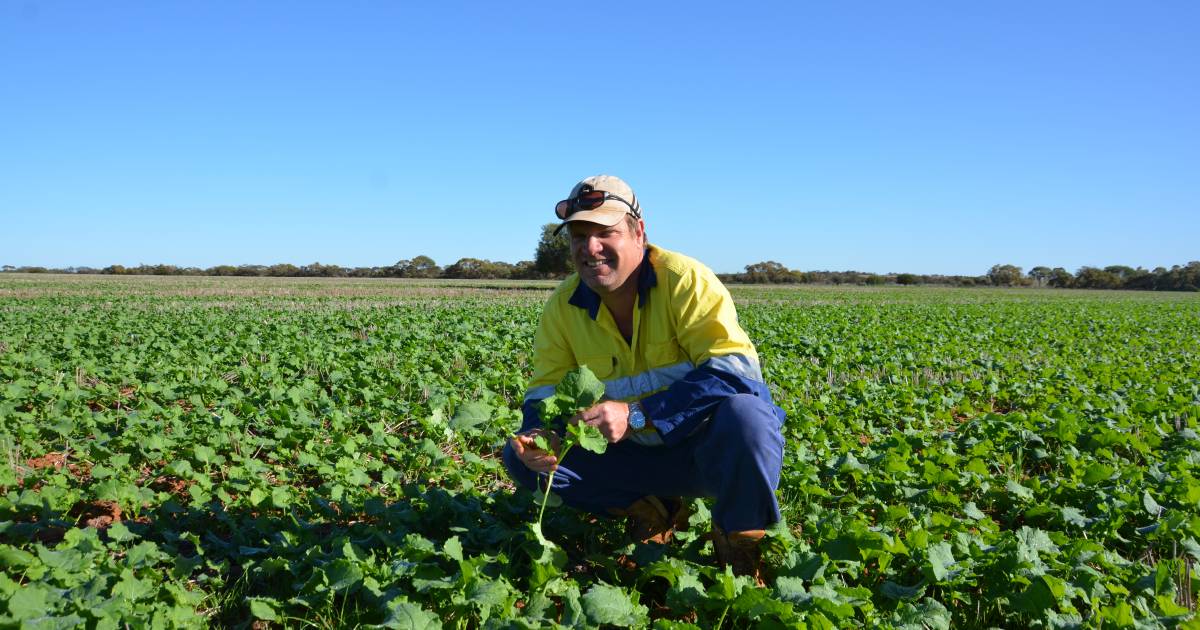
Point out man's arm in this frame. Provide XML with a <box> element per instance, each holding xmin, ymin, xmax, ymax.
<box><xmin>638</xmin><ymin>357</ymin><xmax>770</xmax><ymax>446</ymax></box>
<box><xmin>637</xmin><ymin>264</ymin><xmax>774</xmax><ymax>447</ymax></box>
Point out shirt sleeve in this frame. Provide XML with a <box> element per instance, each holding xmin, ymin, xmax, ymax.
<box><xmin>637</xmin><ymin>263</ymin><xmax>774</xmax><ymax>446</ymax></box>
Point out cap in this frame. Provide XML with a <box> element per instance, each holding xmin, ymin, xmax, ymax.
<box><xmin>553</xmin><ymin>175</ymin><xmax>642</xmax><ymax>235</ymax></box>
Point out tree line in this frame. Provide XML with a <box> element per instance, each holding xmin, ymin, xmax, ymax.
<box><xmin>3</xmin><ymin>222</ymin><xmax>1196</xmax><ymax>291</ymax></box>
<box><xmin>0</xmin><ymin>256</ymin><xmax>556</xmax><ymax>280</ymax></box>
<box><xmin>716</xmin><ymin>261</ymin><xmax>1200</xmax><ymax>291</ymax></box>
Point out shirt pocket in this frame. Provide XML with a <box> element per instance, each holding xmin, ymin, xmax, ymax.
<box><xmin>579</xmin><ymin>354</ymin><xmax>616</xmax><ymax>380</ymax></box>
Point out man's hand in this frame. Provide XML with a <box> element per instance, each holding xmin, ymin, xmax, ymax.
<box><xmin>510</xmin><ymin>429</ymin><xmax>561</xmax><ymax>474</ymax></box>
<box><xmin>575</xmin><ymin>401</ymin><xmax>633</xmax><ymax>444</ymax></box>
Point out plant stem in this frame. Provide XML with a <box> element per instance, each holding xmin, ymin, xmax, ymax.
<box><xmin>536</xmin><ymin>443</ymin><xmax>573</xmax><ymax>530</ymax></box>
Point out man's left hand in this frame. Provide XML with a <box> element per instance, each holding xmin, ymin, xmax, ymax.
<box><xmin>575</xmin><ymin>401</ymin><xmax>632</xmax><ymax>443</ymax></box>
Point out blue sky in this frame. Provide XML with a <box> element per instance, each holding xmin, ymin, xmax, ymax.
<box><xmin>2</xmin><ymin>1</ymin><xmax>1196</xmax><ymax>275</ymax></box>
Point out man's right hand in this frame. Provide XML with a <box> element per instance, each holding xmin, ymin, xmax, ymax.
<box><xmin>510</xmin><ymin>429</ymin><xmax>562</xmax><ymax>474</ymax></box>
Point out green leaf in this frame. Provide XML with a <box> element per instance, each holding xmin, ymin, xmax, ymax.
<box><xmin>569</xmin><ymin>421</ymin><xmax>609</xmax><ymax>454</ymax></box>
<box><xmin>465</xmin><ymin>578</ymin><xmax>511</xmax><ymax>614</ymax></box>
<box><xmin>270</xmin><ymin>486</ymin><xmax>292</xmax><ymax>508</ymax></box>
<box><xmin>925</xmin><ymin>541</ymin><xmax>956</xmax><ymax>582</ymax></box>
<box><xmin>194</xmin><ymin>444</ymin><xmax>217</xmax><ymax>464</ymax></box>
<box><xmin>733</xmin><ymin>586</ymin><xmax>794</xmax><ymax>619</ymax></box>
<box><xmin>892</xmin><ymin>597</ymin><xmax>952</xmax><ymax>630</ymax></box>
<box><xmin>1016</xmin><ymin>527</ymin><xmax>1059</xmax><ymax>555</ymax></box>
<box><xmin>1060</xmin><ymin>506</ymin><xmax>1089</xmax><ymax>527</ymax></box>
<box><xmin>881</xmin><ymin>580</ymin><xmax>926</xmax><ymax>601</ymax></box>
<box><xmin>1082</xmin><ymin>463</ymin><xmax>1115</xmax><ymax>485</ymax></box>
<box><xmin>249</xmin><ymin>598</ymin><xmax>279</xmax><ymax>621</ymax></box>
<box><xmin>0</xmin><ymin>546</ymin><xmax>38</xmax><ymax>568</ymax></box>
<box><xmin>540</xmin><ymin>366</ymin><xmax>606</xmax><ymax>423</ymax></box>
<box><xmin>1004</xmin><ymin>479</ymin><xmax>1034</xmax><ymax>501</ymax></box>
<box><xmin>112</xmin><ymin>568</ymin><xmax>152</xmax><ymax>601</ymax></box>
<box><xmin>556</xmin><ymin>366</ymin><xmax>605</xmax><ymax>409</ymax></box>
<box><xmin>773</xmin><ymin>576</ymin><xmax>809</xmax><ymax>604</ymax></box>
<box><xmin>443</xmin><ymin>536</ymin><xmax>463</xmax><ymax>562</ymax></box>
<box><xmin>380</xmin><ymin>599</ymin><xmax>443</xmax><ymax>629</ymax></box>
<box><xmin>449</xmin><ymin>402</ymin><xmax>491</xmax><ymax>431</ymax></box>
<box><xmin>1097</xmin><ymin>602</ymin><xmax>1135</xmax><ymax>627</ymax></box>
<box><xmin>581</xmin><ymin>582</ymin><xmax>648</xmax><ymax>626</ymax></box>
<box><xmin>324</xmin><ymin>559</ymin><xmax>364</xmax><ymax>592</ymax></box>
<box><xmin>7</xmin><ymin>583</ymin><xmax>48</xmax><ymax>619</ymax></box>
<box><xmin>1142</xmin><ymin>490</ymin><xmax>1162</xmax><ymax>516</ymax></box>
<box><xmin>107</xmin><ymin>521</ymin><xmax>138</xmax><ymax>542</ymax></box>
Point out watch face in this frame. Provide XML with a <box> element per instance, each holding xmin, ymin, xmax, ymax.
<box><xmin>629</xmin><ymin>404</ymin><xmax>645</xmax><ymax>429</ymax></box>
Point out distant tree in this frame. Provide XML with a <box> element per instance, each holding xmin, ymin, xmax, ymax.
<box><xmin>1074</xmin><ymin>266</ymin><xmax>1120</xmax><ymax>289</ymax></box>
<box><xmin>987</xmin><ymin>264</ymin><xmax>1025</xmax><ymax>287</ymax></box>
<box><xmin>1028</xmin><ymin>266</ymin><xmax>1052</xmax><ymax>287</ymax></box>
<box><xmin>1103</xmin><ymin>265</ymin><xmax>1137</xmax><ymax>284</ymax></box>
<box><xmin>267</xmin><ymin>263</ymin><xmax>300</xmax><ymax>277</ymax></box>
<box><xmin>1</xmin><ymin>265</ymin><xmax>14</xmax><ymax>272</ymax></box>
<box><xmin>534</xmin><ymin>223</ymin><xmax>572</xmax><ymax>276</ymax></box>
<box><xmin>389</xmin><ymin>256</ymin><xmax>441</xmax><ymax>278</ymax></box>
<box><xmin>408</xmin><ymin>255</ymin><xmax>441</xmax><ymax>278</ymax></box>
<box><xmin>1048</xmin><ymin>267</ymin><xmax>1073</xmax><ymax>288</ymax></box>
<box><xmin>300</xmin><ymin>262</ymin><xmax>347</xmax><ymax>277</ymax></box>
<box><xmin>443</xmin><ymin>258</ymin><xmax>514</xmax><ymax>279</ymax></box>
<box><xmin>443</xmin><ymin>258</ymin><xmax>486</xmax><ymax>279</ymax></box>
<box><xmin>510</xmin><ymin>260</ymin><xmax>538</xmax><ymax>280</ymax></box>
<box><xmin>1159</xmin><ymin>261</ymin><xmax>1200</xmax><ymax>291</ymax></box>
<box><xmin>743</xmin><ymin>261</ymin><xmax>791</xmax><ymax>283</ymax></box>
<box><xmin>895</xmin><ymin>273</ymin><xmax>919</xmax><ymax>285</ymax></box>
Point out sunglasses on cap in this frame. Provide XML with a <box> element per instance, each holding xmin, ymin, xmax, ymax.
<box><xmin>554</xmin><ymin>186</ymin><xmax>641</xmax><ymax>220</ymax></box>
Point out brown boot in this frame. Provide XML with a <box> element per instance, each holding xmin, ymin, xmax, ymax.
<box><xmin>609</xmin><ymin>496</ymin><xmax>690</xmax><ymax>544</ymax></box>
<box><xmin>712</xmin><ymin>526</ymin><xmax>766</xmax><ymax>585</ymax></box>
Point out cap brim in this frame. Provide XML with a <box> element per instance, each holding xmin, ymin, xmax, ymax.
<box><xmin>553</xmin><ymin>207</ymin><xmax>627</xmax><ymax>235</ymax></box>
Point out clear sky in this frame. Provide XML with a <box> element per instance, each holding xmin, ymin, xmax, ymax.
<box><xmin>2</xmin><ymin>1</ymin><xmax>1197</xmax><ymax>275</ymax></box>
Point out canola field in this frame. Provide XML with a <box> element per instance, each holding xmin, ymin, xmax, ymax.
<box><xmin>1</xmin><ymin>274</ymin><xmax>1198</xmax><ymax>628</ymax></box>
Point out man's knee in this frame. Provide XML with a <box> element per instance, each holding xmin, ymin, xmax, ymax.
<box><xmin>711</xmin><ymin>394</ymin><xmax>782</xmax><ymax>446</ymax></box>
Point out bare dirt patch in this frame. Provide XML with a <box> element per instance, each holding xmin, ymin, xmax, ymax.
<box><xmin>26</xmin><ymin>452</ymin><xmax>67</xmax><ymax>471</ymax></box>
<box><xmin>72</xmin><ymin>500</ymin><xmax>122</xmax><ymax>529</ymax></box>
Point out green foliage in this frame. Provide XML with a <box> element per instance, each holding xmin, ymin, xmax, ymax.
<box><xmin>538</xmin><ymin>365</ymin><xmax>606</xmax><ymax>427</ymax></box>
<box><xmin>1</xmin><ymin>277</ymin><xmax>1198</xmax><ymax>627</ymax></box>
<box><xmin>534</xmin><ymin>222</ymin><xmax>573</xmax><ymax>276</ymax></box>
<box><xmin>530</xmin><ymin>366</ymin><xmax>608</xmax><ymax>570</ymax></box>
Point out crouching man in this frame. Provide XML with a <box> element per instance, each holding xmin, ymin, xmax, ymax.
<box><xmin>502</xmin><ymin>175</ymin><xmax>786</xmax><ymax>580</ymax></box>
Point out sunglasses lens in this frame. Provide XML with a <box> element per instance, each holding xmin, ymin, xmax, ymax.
<box><xmin>555</xmin><ymin>200</ymin><xmax>571</xmax><ymax>218</ymax></box>
<box><xmin>577</xmin><ymin>191</ymin><xmax>606</xmax><ymax>210</ymax></box>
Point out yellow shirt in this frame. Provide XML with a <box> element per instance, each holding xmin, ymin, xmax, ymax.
<box><xmin>521</xmin><ymin>244</ymin><xmax>772</xmax><ymax>447</ymax></box>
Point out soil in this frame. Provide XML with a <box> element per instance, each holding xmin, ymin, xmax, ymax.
<box><xmin>71</xmin><ymin>500</ymin><xmax>122</xmax><ymax>529</ymax></box>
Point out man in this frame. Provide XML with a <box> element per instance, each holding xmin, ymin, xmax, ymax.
<box><xmin>502</xmin><ymin>175</ymin><xmax>785</xmax><ymax>579</ymax></box>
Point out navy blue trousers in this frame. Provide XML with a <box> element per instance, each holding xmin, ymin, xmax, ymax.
<box><xmin>502</xmin><ymin>393</ymin><xmax>784</xmax><ymax>532</ymax></box>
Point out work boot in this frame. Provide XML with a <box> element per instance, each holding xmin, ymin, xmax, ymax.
<box><xmin>712</xmin><ymin>525</ymin><xmax>766</xmax><ymax>585</ymax></box>
<box><xmin>609</xmin><ymin>496</ymin><xmax>690</xmax><ymax>544</ymax></box>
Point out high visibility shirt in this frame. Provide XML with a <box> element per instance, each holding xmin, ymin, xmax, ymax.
<box><xmin>520</xmin><ymin>244</ymin><xmax>783</xmax><ymax>447</ymax></box>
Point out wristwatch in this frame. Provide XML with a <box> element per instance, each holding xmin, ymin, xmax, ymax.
<box><xmin>627</xmin><ymin>401</ymin><xmax>647</xmax><ymax>430</ymax></box>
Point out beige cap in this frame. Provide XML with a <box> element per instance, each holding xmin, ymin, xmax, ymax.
<box><xmin>553</xmin><ymin>174</ymin><xmax>642</xmax><ymax>234</ymax></box>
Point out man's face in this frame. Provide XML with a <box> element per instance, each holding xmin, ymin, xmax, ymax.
<box><xmin>568</xmin><ymin>218</ymin><xmax>646</xmax><ymax>297</ymax></box>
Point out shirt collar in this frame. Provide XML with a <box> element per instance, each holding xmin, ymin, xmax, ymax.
<box><xmin>568</xmin><ymin>247</ymin><xmax>657</xmax><ymax>321</ymax></box>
